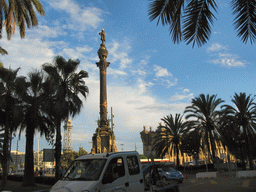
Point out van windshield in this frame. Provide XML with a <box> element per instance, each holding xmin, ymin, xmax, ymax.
<box><xmin>62</xmin><ymin>159</ymin><xmax>106</xmax><ymax>181</ymax></box>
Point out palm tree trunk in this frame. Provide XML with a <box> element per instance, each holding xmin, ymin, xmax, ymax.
<box><xmin>55</xmin><ymin>120</ymin><xmax>62</xmax><ymax>180</ymax></box>
<box><xmin>209</xmin><ymin>134</ymin><xmax>216</xmax><ymax>163</ymax></box>
<box><xmin>243</xmin><ymin>126</ymin><xmax>254</xmax><ymax>170</ymax></box>
<box><xmin>176</xmin><ymin>144</ymin><xmax>180</xmax><ymax>170</ymax></box>
<box><xmin>1</xmin><ymin>100</ymin><xmax>13</xmax><ymax>189</ymax></box>
<box><xmin>1</xmin><ymin>125</ymin><xmax>10</xmax><ymax>189</ymax></box>
<box><xmin>22</xmin><ymin>125</ymin><xmax>35</xmax><ymax>186</ymax></box>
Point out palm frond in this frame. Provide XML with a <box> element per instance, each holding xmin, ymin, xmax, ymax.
<box><xmin>0</xmin><ymin>47</ymin><xmax>8</xmax><ymax>55</ymax></box>
<box><xmin>231</xmin><ymin>0</ymin><xmax>256</xmax><ymax>44</ymax></box>
<box><xmin>149</xmin><ymin>0</ymin><xmax>185</xmax><ymax>43</ymax></box>
<box><xmin>182</xmin><ymin>0</ymin><xmax>217</xmax><ymax>47</ymax></box>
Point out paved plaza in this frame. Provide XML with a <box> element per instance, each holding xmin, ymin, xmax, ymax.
<box><xmin>1</xmin><ymin>172</ymin><xmax>256</xmax><ymax>192</ymax></box>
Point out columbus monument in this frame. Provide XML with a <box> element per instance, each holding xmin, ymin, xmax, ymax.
<box><xmin>91</xmin><ymin>29</ymin><xmax>117</xmax><ymax>154</ymax></box>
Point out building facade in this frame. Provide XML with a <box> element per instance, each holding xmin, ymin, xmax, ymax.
<box><xmin>140</xmin><ymin>126</ymin><xmax>159</xmax><ymax>159</ymax></box>
<box><xmin>9</xmin><ymin>150</ymin><xmax>25</xmax><ymax>169</ymax></box>
<box><xmin>140</xmin><ymin>126</ymin><xmax>236</xmax><ymax>165</ymax></box>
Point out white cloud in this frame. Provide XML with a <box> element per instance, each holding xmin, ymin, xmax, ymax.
<box><xmin>165</xmin><ymin>78</ymin><xmax>178</xmax><ymax>88</ymax></box>
<box><xmin>58</xmin><ymin>45</ymin><xmax>93</xmax><ymax>59</ymax></box>
<box><xmin>169</xmin><ymin>93</ymin><xmax>194</xmax><ymax>102</ymax></box>
<box><xmin>137</xmin><ymin>79</ymin><xmax>154</xmax><ymax>94</ymax></box>
<box><xmin>108</xmin><ymin>41</ymin><xmax>133</xmax><ymax>70</ymax></box>
<box><xmin>207</xmin><ymin>43</ymin><xmax>227</xmax><ymax>52</ymax></box>
<box><xmin>47</xmin><ymin>0</ymin><xmax>105</xmax><ymax>31</ymax></box>
<box><xmin>108</xmin><ymin>68</ymin><xmax>127</xmax><ymax>76</ymax></box>
<box><xmin>28</xmin><ymin>25</ymin><xmax>67</xmax><ymax>38</ymax></box>
<box><xmin>183</xmin><ymin>89</ymin><xmax>190</xmax><ymax>93</ymax></box>
<box><xmin>1</xmin><ymin>35</ymin><xmax>55</xmax><ymax>75</ymax></box>
<box><xmin>211</xmin><ymin>53</ymin><xmax>245</xmax><ymax>67</ymax></box>
<box><xmin>152</xmin><ymin>65</ymin><xmax>178</xmax><ymax>88</ymax></box>
<box><xmin>130</xmin><ymin>69</ymin><xmax>147</xmax><ymax>76</ymax></box>
<box><xmin>154</xmin><ymin>65</ymin><xmax>171</xmax><ymax>77</ymax></box>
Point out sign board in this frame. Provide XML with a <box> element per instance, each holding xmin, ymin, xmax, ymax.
<box><xmin>43</xmin><ymin>149</ymin><xmax>54</xmax><ymax>162</ymax></box>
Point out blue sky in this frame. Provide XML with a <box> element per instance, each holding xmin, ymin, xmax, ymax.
<box><xmin>2</xmin><ymin>0</ymin><xmax>255</xmax><ymax>154</ymax></box>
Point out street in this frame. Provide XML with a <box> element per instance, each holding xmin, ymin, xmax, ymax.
<box><xmin>179</xmin><ymin>177</ymin><xmax>256</xmax><ymax>192</ymax></box>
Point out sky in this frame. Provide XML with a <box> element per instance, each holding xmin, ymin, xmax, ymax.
<box><xmin>1</xmin><ymin>0</ymin><xmax>255</xmax><ymax>155</ymax></box>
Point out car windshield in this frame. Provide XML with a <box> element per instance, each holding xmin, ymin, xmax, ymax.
<box><xmin>162</xmin><ymin>167</ymin><xmax>176</xmax><ymax>172</ymax></box>
<box><xmin>62</xmin><ymin>159</ymin><xmax>106</xmax><ymax>181</ymax></box>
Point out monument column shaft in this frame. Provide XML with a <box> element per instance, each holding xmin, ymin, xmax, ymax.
<box><xmin>99</xmin><ymin>62</ymin><xmax>108</xmax><ymax>123</ymax></box>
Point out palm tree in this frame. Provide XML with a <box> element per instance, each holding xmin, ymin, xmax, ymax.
<box><xmin>0</xmin><ymin>0</ymin><xmax>45</xmax><ymax>40</ymax></box>
<box><xmin>184</xmin><ymin>94</ymin><xmax>224</xmax><ymax>163</ymax></box>
<box><xmin>0</xmin><ymin>67</ymin><xmax>26</xmax><ymax>188</ymax></box>
<box><xmin>43</xmin><ymin>56</ymin><xmax>89</xmax><ymax>180</ymax></box>
<box><xmin>19</xmin><ymin>70</ymin><xmax>55</xmax><ymax>186</ymax></box>
<box><xmin>221</xmin><ymin>92</ymin><xmax>256</xmax><ymax>170</ymax></box>
<box><xmin>148</xmin><ymin>0</ymin><xmax>256</xmax><ymax>47</ymax></box>
<box><xmin>153</xmin><ymin>114</ymin><xmax>186</xmax><ymax>169</ymax></box>
<box><xmin>180</xmin><ymin>128</ymin><xmax>202</xmax><ymax>165</ymax></box>
<box><xmin>0</xmin><ymin>0</ymin><xmax>45</xmax><ymax>57</ymax></box>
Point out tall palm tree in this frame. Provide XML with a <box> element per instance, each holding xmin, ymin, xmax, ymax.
<box><xmin>221</xmin><ymin>92</ymin><xmax>256</xmax><ymax>170</ymax></box>
<box><xmin>153</xmin><ymin>114</ymin><xmax>186</xmax><ymax>169</ymax></box>
<box><xmin>184</xmin><ymin>94</ymin><xmax>224</xmax><ymax>163</ymax></box>
<box><xmin>19</xmin><ymin>70</ymin><xmax>55</xmax><ymax>186</ymax></box>
<box><xmin>43</xmin><ymin>56</ymin><xmax>89</xmax><ymax>180</ymax></box>
<box><xmin>0</xmin><ymin>0</ymin><xmax>45</xmax><ymax>40</ymax></box>
<box><xmin>0</xmin><ymin>67</ymin><xmax>26</xmax><ymax>188</ymax></box>
<box><xmin>148</xmin><ymin>0</ymin><xmax>256</xmax><ymax>47</ymax></box>
<box><xmin>180</xmin><ymin>128</ymin><xmax>202</xmax><ymax>164</ymax></box>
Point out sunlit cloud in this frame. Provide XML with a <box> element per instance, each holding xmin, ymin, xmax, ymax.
<box><xmin>1</xmin><ymin>35</ymin><xmax>55</xmax><ymax>76</ymax></box>
<box><xmin>137</xmin><ymin>79</ymin><xmax>154</xmax><ymax>94</ymax></box>
<box><xmin>207</xmin><ymin>43</ymin><xmax>227</xmax><ymax>52</ymax></box>
<box><xmin>28</xmin><ymin>25</ymin><xmax>68</xmax><ymax>38</ymax></box>
<box><xmin>154</xmin><ymin>65</ymin><xmax>171</xmax><ymax>77</ymax></box>
<box><xmin>211</xmin><ymin>53</ymin><xmax>245</xmax><ymax>67</ymax></box>
<box><xmin>58</xmin><ymin>45</ymin><xmax>93</xmax><ymax>59</ymax></box>
<box><xmin>108</xmin><ymin>41</ymin><xmax>133</xmax><ymax>70</ymax></box>
<box><xmin>46</xmin><ymin>0</ymin><xmax>105</xmax><ymax>30</ymax></box>
<box><xmin>169</xmin><ymin>93</ymin><xmax>194</xmax><ymax>102</ymax></box>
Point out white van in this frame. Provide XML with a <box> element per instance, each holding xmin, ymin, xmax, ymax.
<box><xmin>50</xmin><ymin>151</ymin><xmax>144</xmax><ymax>192</ymax></box>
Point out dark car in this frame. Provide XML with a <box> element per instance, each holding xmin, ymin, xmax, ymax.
<box><xmin>158</xmin><ymin>167</ymin><xmax>184</xmax><ymax>183</ymax></box>
<box><xmin>142</xmin><ymin>164</ymin><xmax>180</xmax><ymax>192</ymax></box>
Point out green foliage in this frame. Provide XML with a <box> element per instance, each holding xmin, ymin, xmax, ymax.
<box><xmin>0</xmin><ymin>0</ymin><xmax>45</xmax><ymax>40</ymax></box>
<box><xmin>180</xmin><ymin>129</ymin><xmax>202</xmax><ymax>155</ymax></box>
<box><xmin>61</xmin><ymin>151</ymin><xmax>78</xmax><ymax>167</ymax></box>
<box><xmin>139</xmin><ymin>154</ymin><xmax>148</xmax><ymax>159</ymax></box>
<box><xmin>220</xmin><ymin>92</ymin><xmax>256</xmax><ymax>170</ymax></box>
<box><xmin>184</xmin><ymin>94</ymin><xmax>224</xmax><ymax>162</ymax></box>
<box><xmin>153</xmin><ymin>114</ymin><xmax>186</xmax><ymax>169</ymax></box>
<box><xmin>78</xmin><ymin>147</ymin><xmax>88</xmax><ymax>156</ymax></box>
<box><xmin>43</xmin><ymin>55</ymin><xmax>89</xmax><ymax>180</ymax></box>
<box><xmin>148</xmin><ymin>0</ymin><xmax>256</xmax><ymax>46</ymax></box>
